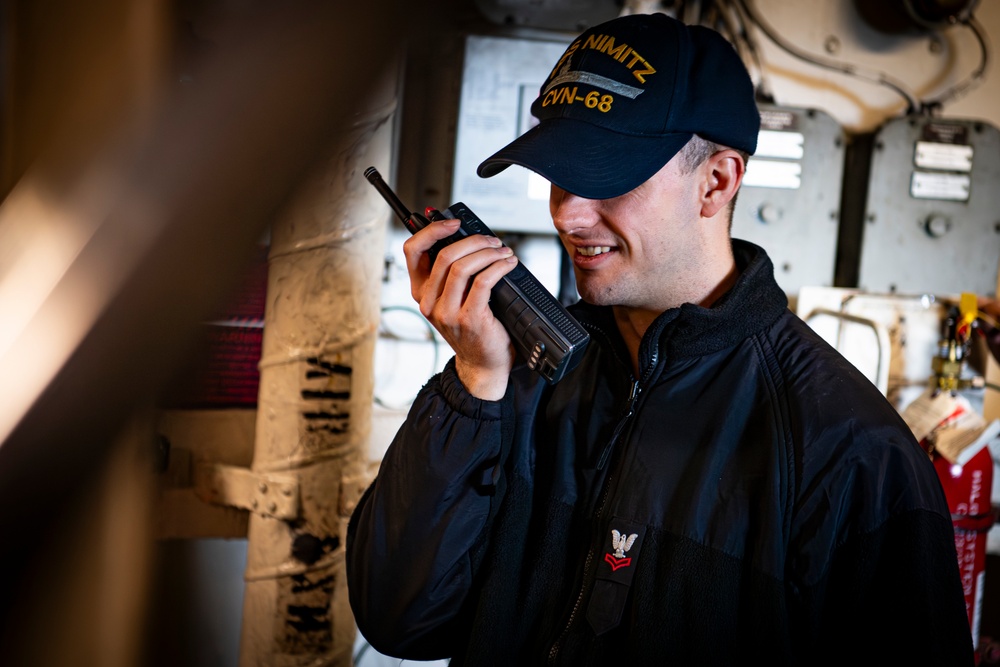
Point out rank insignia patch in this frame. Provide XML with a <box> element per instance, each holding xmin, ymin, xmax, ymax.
<box><xmin>598</xmin><ymin>520</ymin><xmax>645</xmax><ymax>585</ymax></box>
<box><xmin>604</xmin><ymin>529</ymin><xmax>638</xmax><ymax>571</ymax></box>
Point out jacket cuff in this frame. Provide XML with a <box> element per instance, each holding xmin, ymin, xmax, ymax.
<box><xmin>438</xmin><ymin>358</ymin><xmax>506</xmax><ymax>422</ymax></box>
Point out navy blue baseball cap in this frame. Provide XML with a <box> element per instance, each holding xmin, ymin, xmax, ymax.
<box><xmin>477</xmin><ymin>12</ymin><xmax>760</xmax><ymax>200</ymax></box>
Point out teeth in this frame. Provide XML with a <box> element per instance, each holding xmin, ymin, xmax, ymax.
<box><xmin>577</xmin><ymin>246</ymin><xmax>611</xmax><ymax>257</ymax></box>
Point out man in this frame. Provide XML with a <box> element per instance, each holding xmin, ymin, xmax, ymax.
<box><xmin>347</xmin><ymin>12</ymin><xmax>974</xmax><ymax>666</ymax></box>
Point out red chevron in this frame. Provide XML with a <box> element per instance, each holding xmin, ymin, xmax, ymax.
<box><xmin>604</xmin><ymin>553</ymin><xmax>632</xmax><ymax>571</ymax></box>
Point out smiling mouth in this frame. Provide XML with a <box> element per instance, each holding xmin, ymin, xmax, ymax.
<box><xmin>577</xmin><ymin>246</ymin><xmax>612</xmax><ymax>257</ymax></box>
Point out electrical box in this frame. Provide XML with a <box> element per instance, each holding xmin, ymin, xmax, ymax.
<box><xmin>858</xmin><ymin>116</ymin><xmax>1000</xmax><ymax>298</ymax></box>
<box><xmin>451</xmin><ymin>34</ymin><xmax>570</xmax><ymax>234</ymax></box>
<box><xmin>732</xmin><ymin>105</ymin><xmax>846</xmax><ymax>296</ymax></box>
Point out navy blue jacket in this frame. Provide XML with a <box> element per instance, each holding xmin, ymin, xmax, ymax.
<box><xmin>347</xmin><ymin>240</ymin><xmax>974</xmax><ymax>666</ymax></box>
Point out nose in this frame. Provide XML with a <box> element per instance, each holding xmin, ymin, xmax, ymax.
<box><xmin>550</xmin><ymin>185</ymin><xmax>598</xmax><ymax>235</ymax></box>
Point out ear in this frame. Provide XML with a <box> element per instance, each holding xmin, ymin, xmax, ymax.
<box><xmin>698</xmin><ymin>149</ymin><xmax>745</xmax><ymax>220</ymax></box>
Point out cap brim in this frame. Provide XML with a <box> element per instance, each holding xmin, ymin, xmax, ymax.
<box><xmin>477</xmin><ymin>118</ymin><xmax>692</xmax><ymax>200</ymax></box>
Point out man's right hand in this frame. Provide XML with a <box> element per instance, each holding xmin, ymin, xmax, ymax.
<box><xmin>402</xmin><ymin>217</ymin><xmax>519</xmax><ymax>400</ymax></box>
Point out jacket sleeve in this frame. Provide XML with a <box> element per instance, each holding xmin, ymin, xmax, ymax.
<box><xmin>346</xmin><ymin>359</ymin><xmax>510</xmax><ymax>660</ymax></box>
<box><xmin>788</xmin><ymin>423</ymin><xmax>976</xmax><ymax>666</ymax></box>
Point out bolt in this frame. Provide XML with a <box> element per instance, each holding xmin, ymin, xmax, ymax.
<box><xmin>258</xmin><ymin>482</ymin><xmax>268</xmax><ymax>494</ymax></box>
<box><xmin>758</xmin><ymin>203</ymin><xmax>780</xmax><ymax>224</ymax></box>
<box><xmin>925</xmin><ymin>214</ymin><xmax>951</xmax><ymax>238</ymax></box>
<box><xmin>267</xmin><ymin>502</ymin><xmax>277</xmax><ymax>513</ymax></box>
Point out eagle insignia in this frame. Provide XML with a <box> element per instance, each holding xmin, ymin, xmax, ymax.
<box><xmin>604</xmin><ymin>528</ymin><xmax>638</xmax><ymax>571</ymax></box>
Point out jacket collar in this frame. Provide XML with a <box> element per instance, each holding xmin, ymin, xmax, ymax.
<box><xmin>572</xmin><ymin>239</ymin><xmax>789</xmax><ymax>371</ymax></box>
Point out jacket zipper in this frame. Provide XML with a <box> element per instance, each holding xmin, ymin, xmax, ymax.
<box><xmin>596</xmin><ymin>316</ymin><xmax>662</xmax><ymax>470</ymax></box>
<box><xmin>547</xmin><ymin>377</ymin><xmax>641</xmax><ymax>664</ymax></box>
<box><xmin>596</xmin><ymin>380</ymin><xmax>641</xmax><ymax>469</ymax></box>
<box><xmin>545</xmin><ymin>316</ymin><xmax>667</xmax><ymax>664</ymax></box>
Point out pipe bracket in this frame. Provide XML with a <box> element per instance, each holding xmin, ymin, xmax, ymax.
<box><xmin>194</xmin><ymin>463</ymin><xmax>300</xmax><ymax>520</ymax></box>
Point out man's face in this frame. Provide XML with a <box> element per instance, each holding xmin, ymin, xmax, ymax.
<box><xmin>549</xmin><ymin>155</ymin><xmax>704</xmax><ymax>315</ymax></box>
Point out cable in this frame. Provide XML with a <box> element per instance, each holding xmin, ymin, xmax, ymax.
<box><xmin>354</xmin><ymin>640</ymin><xmax>371</xmax><ymax>662</ymax></box>
<box><xmin>922</xmin><ymin>14</ymin><xmax>991</xmax><ymax>110</ymax></box>
<box><xmin>735</xmin><ymin>0</ymin><xmax>921</xmax><ymax>114</ymax></box>
<box><xmin>374</xmin><ymin>305</ymin><xmax>442</xmax><ymax>410</ymax></box>
<box><xmin>717</xmin><ymin>0</ymin><xmax>774</xmax><ymax>102</ymax></box>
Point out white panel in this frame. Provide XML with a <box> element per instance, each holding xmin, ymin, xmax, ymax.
<box><xmin>451</xmin><ymin>35</ymin><xmax>571</xmax><ymax>234</ymax></box>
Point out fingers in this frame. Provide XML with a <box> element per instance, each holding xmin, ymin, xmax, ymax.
<box><xmin>435</xmin><ymin>253</ymin><xmax>519</xmax><ymax>400</ymax></box>
<box><xmin>420</xmin><ymin>239</ymin><xmax>514</xmax><ymax>321</ymax></box>
<box><xmin>402</xmin><ymin>218</ymin><xmax>460</xmax><ymax>253</ymax></box>
<box><xmin>402</xmin><ymin>218</ymin><xmax>512</xmax><ymax>302</ymax></box>
<box><xmin>457</xmin><ymin>246</ymin><xmax>518</xmax><ymax>304</ymax></box>
<box><xmin>398</xmin><ymin>217</ymin><xmax>520</xmax><ymax>399</ymax></box>
<box><xmin>404</xmin><ymin>221</ymin><xmax>515</xmax><ymax>332</ymax></box>
<box><xmin>401</xmin><ymin>218</ymin><xmax>459</xmax><ymax>288</ymax></box>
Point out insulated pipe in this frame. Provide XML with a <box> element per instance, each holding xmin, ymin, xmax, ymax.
<box><xmin>0</xmin><ymin>1</ymin><xmax>413</xmax><ymax>664</ymax></box>
<box><xmin>237</xmin><ymin>57</ymin><xmax>400</xmax><ymax>667</ymax></box>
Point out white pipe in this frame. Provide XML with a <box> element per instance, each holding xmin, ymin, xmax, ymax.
<box><xmin>238</xmin><ymin>61</ymin><xmax>399</xmax><ymax>667</ymax></box>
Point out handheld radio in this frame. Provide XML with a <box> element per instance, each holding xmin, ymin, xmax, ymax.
<box><xmin>364</xmin><ymin>167</ymin><xmax>589</xmax><ymax>384</ymax></box>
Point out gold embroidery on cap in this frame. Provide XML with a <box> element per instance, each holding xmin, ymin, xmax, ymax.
<box><xmin>547</xmin><ymin>38</ymin><xmax>582</xmax><ymax>81</ymax></box>
<box><xmin>578</xmin><ymin>33</ymin><xmax>657</xmax><ymax>84</ymax></box>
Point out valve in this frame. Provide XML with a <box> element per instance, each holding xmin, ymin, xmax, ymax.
<box><xmin>931</xmin><ymin>293</ymin><xmax>981</xmax><ymax>394</ymax></box>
